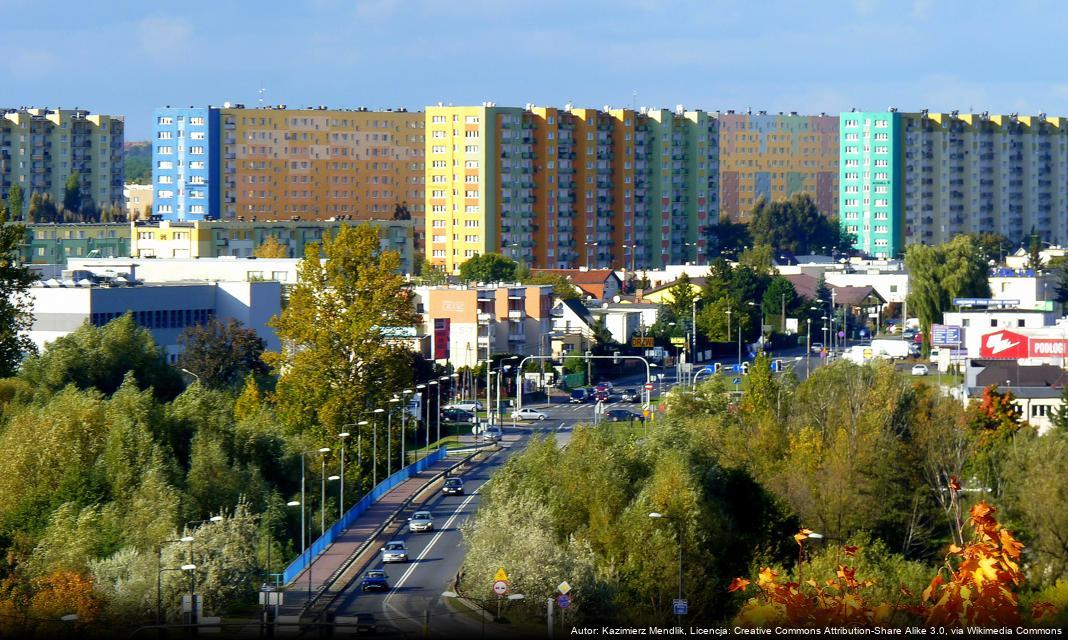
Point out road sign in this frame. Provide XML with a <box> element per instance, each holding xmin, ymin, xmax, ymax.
<box><xmin>557</xmin><ymin>594</ymin><xmax>571</xmax><ymax>609</ymax></box>
<box><xmin>557</xmin><ymin>581</ymin><xmax>571</xmax><ymax>595</ymax></box>
<box><xmin>729</xmin><ymin>364</ymin><xmax>742</xmax><ymax>373</ymax></box>
<box><xmin>673</xmin><ymin>599</ymin><xmax>688</xmax><ymax>615</ymax></box>
<box><xmin>732</xmin><ymin>377</ymin><xmax>741</xmax><ymax>385</ymax></box>
<box><xmin>670</xmin><ymin>336</ymin><xmax>686</xmax><ymax>347</ymax></box>
<box><xmin>932</xmin><ymin>324</ymin><xmax>963</xmax><ymax>347</ymax></box>
<box><xmin>493</xmin><ymin>580</ymin><xmax>508</xmax><ymax>596</ymax></box>
<box><xmin>837</xmin><ymin>330</ymin><xmax>845</xmax><ymax>338</ymax></box>
<box><xmin>493</xmin><ymin>568</ymin><xmax>509</xmax><ymax>582</ymax></box>
<box><xmin>631</xmin><ymin>337</ymin><xmax>654</xmax><ymax>348</ymax></box>
<box><xmin>644</xmin><ymin>383</ymin><xmax>654</xmax><ymax>391</ymax></box>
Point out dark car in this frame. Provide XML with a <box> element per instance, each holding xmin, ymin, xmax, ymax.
<box><xmin>605</xmin><ymin>409</ymin><xmax>644</xmax><ymax>423</ymax></box>
<box><xmin>443</xmin><ymin>477</ymin><xmax>465</xmax><ymax>495</ymax></box>
<box><xmin>569</xmin><ymin>389</ymin><xmax>592</xmax><ymax>403</ymax></box>
<box><xmin>442</xmin><ymin>408</ymin><xmax>475</xmax><ymax>423</ymax></box>
<box><xmin>594</xmin><ymin>391</ymin><xmax>610</xmax><ymax>403</ymax></box>
<box><xmin>620</xmin><ymin>388</ymin><xmax>639</xmax><ymax>402</ymax></box>
<box><xmin>360</xmin><ymin>569</ymin><xmax>389</xmax><ymax>592</ymax></box>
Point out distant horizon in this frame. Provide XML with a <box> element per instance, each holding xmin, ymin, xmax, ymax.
<box><xmin>5</xmin><ymin>0</ymin><xmax>1067</xmax><ymax>140</ymax></box>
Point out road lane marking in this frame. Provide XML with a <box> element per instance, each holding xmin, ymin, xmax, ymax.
<box><xmin>384</xmin><ymin>489</ymin><xmax>479</xmax><ymax>603</ymax></box>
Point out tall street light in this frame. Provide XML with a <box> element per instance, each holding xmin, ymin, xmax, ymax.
<box><xmin>327</xmin><ymin>475</ymin><xmax>341</xmax><ymax>520</ymax></box>
<box><xmin>157</xmin><ymin>563</ymin><xmax>196</xmax><ymax>626</ymax></box>
<box><xmin>402</xmin><ymin>389</ymin><xmax>414</xmax><ymax>467</ymax></box>
<box><xmin>415</xmin><ymin>384</ymin><xmax>428</xmax><ymax>460</ymax></box>
<box><xmin>286</xmin><ymin>500</ymin><xmax>303</xmax><ymax>556</ymax></box>
<box><xmin>691</xmin><ymin>296</ymin><xmax>701</xmax><ymax>366</ymax></box>
<box><xmin>585</xmin><ymin>241</ymin><xmax>599</xmax><ymax>270</ymax></box>
<box><xmin>747</xmin><ymin>300</ymin><xmax>765</xmax><ymax>352</ymax></box>
<box><xmin>157</xmin><ymin>536</ymin><xmax>193</xmax><ymax>625</ymax></box>
<box><xmin>184</xmin><ymin>514</ymin><xmax>222</xmax><ymax>614</ymax></box>
<box><xmin>388</xmin><ymin>396</ymin><xmax>401</xmax><ymax>476</ymax></box>
<box><xmin>180</xmin><ymin>368</ymin><xmax>201</xmax><ymax>385</ymax></box>
<box><xmin>338</xmin><ymin>429</ymin><xmax>353</xmax><ymax>517</ymax></box>
<box><xmin>437</xmin><ymin>375</ymin><xmax>450</xmax><ymax>443</ymax></box>
<box><xmin>649</xmin><ymin>512</ymin><xmax>683</xmax><ymax>626</ymax></box>
<box><xmin>426</xmin><ymin>382</ymin><xmax>438</xmax><ymax>448</ymax></box>
<box><xmin>318</xmin><ymin>447</ymin><xmax>330</xmax><ymax>535</ymax></box>
<box><xmin>370</xmin><ymin>408</ymin><xmax>384</xmax><ymax>487</ymax></box>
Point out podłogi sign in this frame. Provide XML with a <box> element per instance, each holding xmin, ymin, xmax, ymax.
<box><xmin>978</xmin><ymin>330</ymin><xmax>1068</xmax><ymax>360</ymax></box>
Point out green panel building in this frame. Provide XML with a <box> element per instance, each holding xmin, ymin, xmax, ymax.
<box><xmin>839</xmin><ymin>111</ymin><xmax>903</xmax><ymax>258</ymax></box>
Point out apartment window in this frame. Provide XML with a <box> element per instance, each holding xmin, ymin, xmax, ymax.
<box><xmin>432</xmin><ymin>220</ymin><xmax>446</xmax><ymax>228</ymax></box>
<box><xmin>190</xmin><ymin>131</ymin><xmax>205</xmax><ymax>140</ymax></box>
<box><xmin>432</xmin><ymin>235</ymin><xmax>446</xmax><ymax>243</ymax></box>
<box><xmin>464</xmin><ymin>190</ymin><xmax>479</xmax><ymax>198</ymax></box>
<box><xmin>432</xmin><ymin>249</ymin><xmax>446</xmax><ymax>257</ymax></box>
<box><xmin>464</xmin><ymin>219</ymin><xmax>480</xmax><ymax>227</ymax></box>
<box><xmin>432</xmin><ymin>145</ymin><xmax>446</xmax><ymax>153</ymax></box>
<box><xmin>190</xmin><ymin>146</ymin><xmax>205</xmax><ymax>155</ymax></box>
<box><xmin>190</xmin><ymin>117</ymin><xmax>205</xmax><ymax>125</ymax></box>
<box><xmin>158</xmin><ymin>175</ymin><xmax>173</xmax><ymax>184</ymax></box>
<box><xmin>465</xmin><ymin>235</ymin><xmax>479</xmax><ymax>242</ymax></box>
<box><xmin>157</xmin><ymin>190</ymin><xmax>174</xmax><ymax>198</ymax></box>
<box><xmin>190</xmin><ymin>205</ymin><xmax>206</xmax><ymax>214</ymax></box>
<box><xmin>158</xmin><ymin>116</ymin><xmax>173</xmax><ymax>125</ymax></box>
<box><xmin>464</xmin><ymin>145</ymin><xmax>479</xmax><ymax>153</ymax></box>
<box><xmin>875</xmin><ymin>146</ymin><xmax>889</xmax><ymax>154</ymax></box>
<box><xmin>874</xmin><ymin>133</ymin><xmax>888</xmax><ymax>141</ymax></box>
<box><xmin>432</xmin><ymin>131</ymin><xmax>446</xmax><ymax>138</ymax></box>
<box><xmin>875</xmin><ymin>159</ymin><xmax>888</xmax><ymax>167</ymax></box>
<box><xmin>465</xmin><ymin>160</ymin><xmax>479</xmax><ymax>168</ymax></box>
<box><xmin>158</xmin><ymin>131</ymin><xmax>173</xmax><ymax>140</ymax></box>
<box><xmin>465</xmin><ymin>116</ymin><xmax>480</xmax><ymax>124</ymax></box>
<box><xmin>158</xmin><ymin>146</ymin><xmax>173</xmax><ymax>155</ymax></box>
<box><xmin>431</xmin><ymin>115</ymin><xmax>446</xmax><ymax>123</ymax></box>
<box><xmin>190</xmin><ymin>161</ymin><xmax>205</xmax><ymax>169</ymax></box>
<box><xmin>875</xmin><ymin>119</ymin><xmax>889</xmax><ymax>128</ymax></box>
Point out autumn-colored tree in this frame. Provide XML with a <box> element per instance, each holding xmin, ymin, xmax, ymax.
<box><xmin>253</xmin><ymin>235</ymin><xmax>289</xmax><ymax>258</ymax></box>
<box><xmin>265</xmin><ymin>224</ymin><xmax>418</xmax><ymax>443</ymax></box>
<box><xmin>967</xmin><ymin>384</ymin><xmax>1027</xmax><ymax>497</ymax></box>
<box><xmin>177</xmin><ymin>317</ymin><xmax>268</xmax><ymax>389</ymax></box>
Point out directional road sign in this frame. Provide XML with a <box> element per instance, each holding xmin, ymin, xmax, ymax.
<box><xmin>730</xmin><ymin>364</ymin><xmax>742</xmax><ymax>373</ymax></box>
<box><xmin>493</xmin><ymin>580</ymin><xmax>509</xmax><ymax>596</ymax></box>
<box><xmin>557</xmin><ymin>594</ymin><xmax>571</xmax><ymax>609</ymax></box>
<box><xmin>732</xmin><ymin>377</ymin><xmax>741</xmax><ymax>385</ymax></box>
<box><xmin>673</xmin><ymin>599</ymin><xmax>688</xmax><ymax>615</ymax></box>
<box><xmin>701</xmin><ymin>365</ymin><xmax>713</xmax><ymax>374</ymax></box>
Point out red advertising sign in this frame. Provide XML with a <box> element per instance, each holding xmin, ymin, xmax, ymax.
<box><xmin>433</xmin><ymin>318</ymin><xmax>450</xmax><ymax>360</ymax></box>
<box><xmin>1028</xmin><ymin>338</ymin><xmax>1068</xmax><ymax>358</ymax></box>
<box><xmin>978</xmin><ymin>330</ymin><xmax>1029</xmax><ymax>359</ymax></box>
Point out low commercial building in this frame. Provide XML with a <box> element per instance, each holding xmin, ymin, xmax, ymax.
<box><xmin>28</xmin><ymin>278</ymin><xmax>281</xmax><ymax>363</ymax></box>
<box><xmin>529</xmin><ymin>269</ymin><xmax>622</xmax><ymax>301</ymax></box>
<box><xmin>66</xmin><ymin>257</ymin><xmax>304</xmax><ymax>286</ymax></box>
<box><xmin>966</xmin><ymin>360</ymin><xmax>1067</xmax><ymax>434</ymax></box>
<box><xmin>20</xmin><ymin>222</ymin><xmax>130</xmax><ymax>265</ymax></box>
<box><xmin>411</xmin><ymin>283</ymin><xmax>554</xmax><ymax>367</ymax></box>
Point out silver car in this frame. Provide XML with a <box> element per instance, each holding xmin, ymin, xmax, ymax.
<box><xmin>381</xmin><ymin>540</ymin><xmax>408</xmax><ymax>563</ymax></box>
<box><xmin>408</xmin><ymin>511</ymin><xmax>434</xmax><ymax>533</ymax></box>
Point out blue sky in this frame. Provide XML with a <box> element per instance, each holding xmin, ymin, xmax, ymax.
<box><xmin>4</xmin><ymin>0</ymin><xmax>1067</xmax><ymax>140</ymax></box>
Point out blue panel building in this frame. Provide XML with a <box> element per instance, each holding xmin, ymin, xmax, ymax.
<box><xmin>151</xmin><ymin>107</ymin><xmax>219</xmax><ymax>221</ymax></box>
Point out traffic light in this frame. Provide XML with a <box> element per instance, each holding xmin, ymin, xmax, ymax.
<box><xmin>741</xmin><ymin>362</ymin><xmax>750</xmax><ymax>375</ymax></box>
<box><xmin>713</xmin><ymin>362</ymin><xmax>722</xmax><ymax>374</ymax></box>
<box><xmin>613</xmin><ymin>351</ymin><xmax>620</xmax><ymax>365</ymax></box>
<box><xmin>774</xmin><ymin>359</ymin><xmax>783</xmax><ymax>373</ymax></box>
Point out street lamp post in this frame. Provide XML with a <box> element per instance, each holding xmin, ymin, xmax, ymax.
<box><xmin>585</xmin><ymin>241</ymin><xmax>599</xmax><ymax>270</ymax></box>
<box><xmin>370</xmin><ymin>408</ymin><xmax>384</xmax><ymax>486</ymax></box>
<box><xmin>180</xmin><ymin>368</ymin><xmax>201</xmax><ymax>385</ymax></box>
<box><xmin>318</xmin><ymin>447</ymin><xmax>330</xmax><ymax>535</ymax></box>
<box><xmin>338</xmin><ymin>429</ymin><xmax>353</xmax><ymax>517</ymax></box>
<box><xmin>402</xmin><ymin>389</ymin><xmax>414</xmax><ymax>466</ymax></box>
<box><xmin>427</xmin><ymin>381</ymin><xmax>438</xmax><ymax>445</ymax></box>
<box><xmin>416</xmin><ymin>384</ymin><xmax>428</xmax><ymax>461</ymax></box>
<box><xmin>438</xmin><ymin>375</ymin><xmax>450</xmax><ymax>443</ymax></box>
<box><xmin>327</xmin><ymin>475</ymin><xmax>340</xmax><ymax>521</ymax></box>
<box><xmin>156</xmin><ymin>537</ymin><xmax>193</xmax><ymax>625</ymax></box>
<box><xmin>157</xmin><ymin>563</ymin><xmax>196</xmax><ymax>627</ymax></box>
<box><xmin>691</xmin><ymin>296</ymin><xmax>701</xmax><ymax>365</ymax></box>
<box><xmin>388</xmin><ymin>396</ymin><xmax>400</xmax><ymax>476</ymax></box>
<box><xmin>649</xmin><ymin>512</ymin><xmax>683</xmax><ymax>626</ymax></box>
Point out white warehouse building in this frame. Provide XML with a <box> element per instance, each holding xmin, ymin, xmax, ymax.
<box><xmin>28</xmin><ymin>280</ymin><xmax>282</xmax><ymax>363</ymax></box>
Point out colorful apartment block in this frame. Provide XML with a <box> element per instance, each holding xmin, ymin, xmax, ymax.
<box><xmin>128</xmin><ymin>218</ymin><xmax>415</xmax><ymax>273</ymax></box>
<box><xmin>151</xmin><ymin>106</ymin><xmax>425</xmax><ymax>240</ymax></box>
<box><xmin>841</xmin><ymin>110</ymin><xmax>1068</xmax><ymax>257</ymax></box>
<box><xmin>0</xmin><ymin>108</ymin><xmax>124</xmax><ymax>214</ymax></box>
<box><xmin>425</xmin><ymin>103</ymin><xmax>718</xmax><ymax>273</ymax></box>
<box><xmin>718</xmin><ymin>111</ymin><xmax>839</xmax><ymax>223</ymax></box>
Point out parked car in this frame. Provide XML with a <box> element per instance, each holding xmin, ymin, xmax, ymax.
<box><xmin>381</xmin><ymin>540</ymin><xmax>408</xmax><ymax>563</ymax></box>
<box><xmin>446</xmin><ymin>401</ymin><xmax>483</xmax><ymax>412</ymax></box>
<box><xmin>442</xmin><ymin>477</ymin><xmax>465</xmax><ymax>495</ymax></box>
<box><xmin>811</xmin><ymin>342</ymin><xmax>824</xmax><ymax>354</ymax></box>
<box><xmin>511</xmin><ymin>408</ymin><xmax>547</xmax><ymax>421</ymax></box>
<box><xmin>360</xmin><ymin>570</ymin><xmax>389</xmax><ymax>592</ymax></box>
<box><xmin>569</xmin><ymin>389</ymin><xmax>592</xmax><ymax>403</ymax></box>
<box><xmin>605</xmin><ymin>409</ymin><xmax>644</xmax><ymax>423</ymax></box>
<box><xmin>902</xmin><ymin>328</ymin><xmax>918</xmax><ymax>339</ymax></box>
<box><xmin>620</xmin><ymin>388</ymin><xmax>640</xmax><ymax>402</ymax></box>
<box><xmin>441</xmin><ymin>408</ymin><xmax>475</xmax><ymax>423</ymax></box>
<box><xmin>911</xmin><ymin>364</ymin><xmax>929</xmax><ymax>376</ymax></box>
<box><xmin>408</xmin><ymin>511</ymin><xmax>434</xmax><ymax>533</ymax></box>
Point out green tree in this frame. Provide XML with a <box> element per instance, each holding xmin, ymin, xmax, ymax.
<box><xmin>713</xmin><ymin>214</ymin><xmax>751</xmax><ymax>258</ymax></box>
<box><xmin>265</xmin><ymin>224</ymin><xmax>419</xmax><ymax>442</ymax></box>
<box><xmin>1002</xmin><ymin>429</ymin><xmax>1068</xmax><ymax>581</ymax></box>
<box><xmin>525</xmin><ymin>272</ymin><xmax>580</xmax><ymax>300</ymax></box>
<box><xmin>696</xmin><ymin>296</ymin><xmax>752</xmax><ymax>342</ymax></box>
<box><xmin>1050</xmin><ymin>385</ymin><xmax>1068</xmax><ymax>432</ymax></box>
<box><xmin>177</xmin><ymin>317</ymin><xmax>268</xmax><ymax>389</ymax></box>
<box><xmin>762</xmin><ymin>276</ymin><xmax>797</xmax><ymax>333</ymax></box>
<box><xmin>905</xmin><ymin>236</ymin><xmax>990</xmax><ymax>350</ymax></box>
<box><xmin>6</xmin><ymin>184</ymin><xmax>24</xmax><ymax>219</ymax></box>
<box><xmin>966</xmin><ymin>232</ymin><xmax>1011</xmax><ymax>265</ymax></box>
<box><xmin>63</xmin><ymin>172</ymin><xmax>82</xmax><ymax>214</ymax></box>
<box><xmin>747</xmin><ymin>193</ymin><xmax>846</xmax><ymax>255</ymax></box>
<box><xmin>1026</xmin><ymin>232</ymin><xmax>1044</xmax><ymax>271</ymax></box>
<box><xmin>700</xmin><ymin>257</ymin><xmax>733</xmax><ymax>302</ymax></box>
<box><xmin>665</xmin><ymin>272</ymin><xmax>696</xmax><ymax>319</ymax></box>
<box><xmin>0</xmin><ymin>205</ymin><xmax>36</xmax><ymax>376</ymax></box>
<box><xmin>457</xmin><ymin>252</ymin><xmax>517</xmax><ymax>283</ymax></box>
<box><xmin>19</xmin><ymin>313</ymin><xmax>184</xmax><ymax>400</ymax></box>
<box><xmin>738</xmin><ymin>243</ymin><xmax>775</xmax><ymax>275</ymax></box>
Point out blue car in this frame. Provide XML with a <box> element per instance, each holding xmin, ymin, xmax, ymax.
<box><xmin>360</xmin><ymin>569</ymin><xmax>389</xmax><ymax>592</ymax></box>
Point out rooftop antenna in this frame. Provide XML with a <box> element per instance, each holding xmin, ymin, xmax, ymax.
<box><xmin>258</xmin><ymin>83</ymin><xmax>266</xmax><ymax>108</ymax></box>
<box><xmin>632</xmin><ymin>90</ymin><xmax>637</xmax><ymax>110</ymax></box>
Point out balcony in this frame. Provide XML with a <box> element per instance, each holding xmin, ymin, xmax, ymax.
<box><xmin>477</xmin><ymin>312</ymin><xmax>493</xmax><ymax>325</ymax></box>
<box><xmin>508</xmin><ymin>309</ymin><xmax>526</xmax><ymax>321</ymax></box>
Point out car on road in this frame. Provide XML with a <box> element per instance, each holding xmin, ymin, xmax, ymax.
<box><xmin>381</xmin><ymin>540</ymin><xmax>409</xmax><ymax>563</ymax></box>
<box><xmin>620</xmin><ymin>388</ymin><xmax>640</xmax><ymax>402</ymax></box>
<box><xmin>902</xmin><ymin>328</ymin><xmax>918</xmax><ymax>339</ymax></box>
<box><xmin>441</xmin><ymin>408</ymin><xmax>475</xmax><ymax>423</ymax></box>
<box><xmin>911</xmin><ymin>364</ymin><xmax>929</xmax><ymax>376</ymax></box>
<box><xmin>479</xmin><ymin>426</ymin><xmax>503</xmax><ymax>443</ymax></box>
<box><xmin>811</xmin><ymin>342</ymin><xmax>824</xmax><ymax>354</ymax></box>
<box><xmin>408</xmin><ymin>511</ymin><xmax>434</xmax><ymax>533</ymax></box>
<box><xmin>442</xmin><ymin>477</ymin><xmax>464</xmax><ymax>495</ymax></box>
<box><xmin>446</xmin><ymin>401</ymin><xmax>483</xmax><ymax>412</ymax></box>
<box><xmin>594</xmin><ymin>391</ymin><xmax>610</xmax><ymax>403</ymax></box>
<box><xmin>605</xmin><ymin>409</ymin><xmax>644</xmax><ymax>423</ymax></box>
<box><xmin>594</xmin><ymin>382</ymin><xmax>614</xmax><ymax>393</ymax></box>
<box><xmin>360</xmin><ymin>570</ymin><xmax>389</xmax><ymax>592</ymax></box>
<box><xmin>511</xmin><ymin>408</ymin><xmax>548</xmax><ymax>421</ymax></box>
<box><xmin>569</xmin><ymin>388</ymin><xmax>593</xmax><ymax>403</ymax></box>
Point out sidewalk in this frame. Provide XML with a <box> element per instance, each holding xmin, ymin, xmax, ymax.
<box><xmin>279</xmin><ymin>455</ymin><xmax>457</xmax><ymax>613</ymax></box>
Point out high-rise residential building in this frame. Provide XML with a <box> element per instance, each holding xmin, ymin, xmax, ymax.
<box><xmin>0</xmin><ymin>108</ymin><xmax>124</xmax><ymax>214</ymax></box>
<box><xmin>151</xmin><ymin>105</ymin><xmax>425</xmax><ymax>249</ymax></box>
<box><xmin>718</xmin><ymin>111</ymin><xmax>839</xmax><ymax>223</ymax></box>
<box><xmin>425</xmin><ymin>103</ymin><xmax>718</xmax><ymax>273</ymax></box>
<box><xmin>841</xmin><ymin>110</ymin><xmax>1068</xmax><ymax>258</ymax></box>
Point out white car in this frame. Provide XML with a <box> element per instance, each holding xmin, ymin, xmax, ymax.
<box><xmin>511</xmin><ymin>408</ymin><xmax>548</xmax><ymax>421</ymax></box>
<box><xmin>381</xmin><ymin>540</ymin><xmax>408</xmax><ymax>563</ymax></box>
<box><xmin>479</xmin><ymin>426</ymin><xmax>503</xmax><ymax>442</ymax></box>
<box><xmin>408</xmin><ymin>511</ymin><xmax>433</xmax><ymax>533</ymax></box>
<box><xmin>911</xmin><ymin>364</ymin><xmax>929</xmax><ymax>376</ymax></box>
<box><xmin>446</xmin><ymin>401</ymin><xmax>483</xmax><ymax>412</ymax></box>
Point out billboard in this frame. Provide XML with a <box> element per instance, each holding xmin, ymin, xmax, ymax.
<box><xmin>433</xmin><ymin>318</ymin><xmax>450</xmax><ymax>360</ymax></box>
<box><xmin>977</xmin><ymin>330</ymin><xmax>1068</xmax><ymax>359</ymax></box>
<box><xmin>931</xmin><ymin>324</ymin><xmax>962</xmax><ymax>347</ymax></box>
